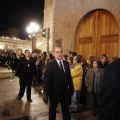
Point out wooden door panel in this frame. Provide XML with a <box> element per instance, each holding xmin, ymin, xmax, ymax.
<box><xmin>114</xmin><ymin>43</ymin><xmax>118</xmax><ymax>56</ymax></box>
<box><xmin>78</xmin><ymin>17</ymin><xmax>95</xmax><ymax>38</ymax></box>
<box><xmin>100</xmin><ymin>42</ymin><xmax>118</xmax><ymax>59</ymax></box>
<box><xmin>100</xmin><ymin>43</ymin><xmax>106</xmax><ymax>54</ymax></box>
<box><xmin>100</xmin><ymin>12</ymin><xmax>118</xmax><ymax>35</ymax></box>
<box><xmin>77</xmin><ymin>10</ymin><xmax>119</xmax><ymax>59</ymax></box>
<box><xmin>77</xmin><ymin>13</ymin><xmax>96</xmax><ymax>58</ymax></box>
<box><xmin>78</xmin><ymin>44</ymin><xmax>93</xmax><ymax>58</ymax></box>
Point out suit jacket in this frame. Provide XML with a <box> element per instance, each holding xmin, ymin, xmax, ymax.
<box><xmin>16</xmin><ymin>57</ymin><xmax>36</xmax><ymax>77</ymax></box>
<box><xmin>98</xmin><ymin>58</ymin><xmax>120</xmax><ymax>120</ymax></box>
<box><xmin>44</xmin><ymin>59</ymin><xmax>74</xmax><ymax>100</ymax></box>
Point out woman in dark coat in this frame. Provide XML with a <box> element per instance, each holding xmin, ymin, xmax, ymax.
<box><xmin>11</xmin><ymin>54</ymin><xmax>18</xmax><ymax>73</ymax></box>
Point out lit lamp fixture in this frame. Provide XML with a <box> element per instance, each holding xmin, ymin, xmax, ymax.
<box><xmin>0</xmin><ymin>45</ymin><xmax>4</xmax><ymax>49</ymax></box>
<box><xmin>37</xmin><ymin>41</ymin><xmax>43</xmax><ymax>46</ymax></box>
<box><xmin>26</xmin><ymin>22</ymin><xmax>39</xmax><ymax>52</ymax></box>
<box><xmin>36</xmin><ymin>41</ymin><xmax>43</xmax><ymax>50</ymax></box>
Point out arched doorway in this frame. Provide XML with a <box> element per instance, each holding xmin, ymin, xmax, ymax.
<box><xmin>76</xmin><ymin>10</ymin><xmax>119</xmax><ymax>60</ymax></box>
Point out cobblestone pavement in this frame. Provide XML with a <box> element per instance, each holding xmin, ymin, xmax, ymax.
<box><xmin>0</xmin><ymin>68</ymin><xmax>98</xmax><ymax>120</ymax></box>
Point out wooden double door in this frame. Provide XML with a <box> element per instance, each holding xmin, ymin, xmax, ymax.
<box><xmin>76</xmin><ymin>10</ymin><xmax>119</xmax><ymax>60</ymax></box>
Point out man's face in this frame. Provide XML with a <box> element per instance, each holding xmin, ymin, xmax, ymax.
<box><xmin>54</xmin><ymin>47</ymin><xmax>63</xmax><ymax>60</ymax></box>
<box><xmin>101</xmin><ymin>57</ymin><xmax>107</xmax><ymax>63</ymax></box>
<box><xmin>87</xmin><ymin>58</ymin><xmax>90</xmax><ymax>64</ymax></box>
<box><xmin>25</xmin><ymin>51</ymin><xmax>30</xmax><ymax>57</ymax></box>
<box><xmin>93</xmin><ymin>61</ymin><xmax>98</xmax><ymax>68</ymax></box>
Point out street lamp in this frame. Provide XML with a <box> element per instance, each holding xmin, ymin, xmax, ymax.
<box><xmin>26</xmin><ymin>22</ymin><xmax>39</xmax><ymax>52</ymax></box>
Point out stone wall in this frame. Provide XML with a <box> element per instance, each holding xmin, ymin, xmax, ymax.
<box><xmin>42</xmin><ymin>0</ymin><xmax>54</xmax><ymax>53</ymax></box>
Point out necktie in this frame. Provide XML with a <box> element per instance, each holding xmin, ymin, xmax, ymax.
<box><xmin>59</xmin><ymin>61</ymin><xmax>64</xmax><ymax>72</ymax></box>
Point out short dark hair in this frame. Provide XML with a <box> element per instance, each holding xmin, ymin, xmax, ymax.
<box><xmin>43</xmin><ymin>51</ymin><xmax>47</xmax><ymax>56</ymax></box>
<box><xmin>25</xmin><ymin>49</ymin><xmax>30</xmax><ymax>53</ymax></box>
<box><xmin>93</xmin><ymin>58</ymin><xmax>100</xmax><ymax>66</ymax></box>
<box><xmin>68</xmin><ymin>57</ymin><xmax>73</xmax><ymax>64</ymax></box>
<box><xmin>48</xmin><ymin>53</ymin><xmax>54</xmax><ymax>59</ymax></box>
<box><xmin>89</xmin><ymin>56</ymin><xmax>95</xmax><ymax>64</ymax></box>
<box><xmin>63</xmin><ymin>54</ymin><xmax>68</xmax><ymax>60</ymax></box>
<box><xmin>71</xmin><ymin>52</ymin><xmax>77</xmax><ymax>57</ymax></box>
<box><xmin>102</xmin><ymin>54</ymin><xmax>108</xmax><ymax>59</ymax></box>
<box><xmin>81</xmin><ymin>58</ymin><xmax>87</xmax><ymax>64</ymax></box>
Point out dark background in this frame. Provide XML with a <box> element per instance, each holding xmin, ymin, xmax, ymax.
<box><xmin>0</xmin><ymin>0</ymin><xmax>44</xmax><ymax>39</ymax></box>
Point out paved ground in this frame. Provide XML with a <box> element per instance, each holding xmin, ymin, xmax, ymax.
<box><xmin>0</xmin><ymin>68</ymin><xmax>98</xmax><ymax>120</ymax></box>
<box><xmin>0</xmin><ymin>67</ymin><xmax>12</xmax><ymax>79</ymax></box>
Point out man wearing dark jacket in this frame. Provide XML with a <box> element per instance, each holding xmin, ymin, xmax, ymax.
<box><xmin>98</xmin><ymin>58</ymin><xmax>120</xmax><ymax>120</ymax></box>
<box><xmin>44</xmin><ymin>46</ymin><xmax>74</xmax><ymax>120</ymax></box>
<box><xmin>16</xmin><ymin>50</ymin><xmax>36</xmax><ymax>102</ymax></box>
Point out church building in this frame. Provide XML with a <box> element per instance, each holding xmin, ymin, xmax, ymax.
<box><xmin>42</xmin><ymin>0</ymin><xmax>120</xmax><ymax>59</ymax></box>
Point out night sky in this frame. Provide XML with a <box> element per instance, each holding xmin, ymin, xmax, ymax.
<box><xmin>0</xmin><ymin>0</ymin><xmax>44</xmax><ymax>39</ymax></box>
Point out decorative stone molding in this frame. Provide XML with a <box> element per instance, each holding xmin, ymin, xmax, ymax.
<box><xmin>0</xmin><ymin>37</ymin><xmax>32</xmax><ymax>53</ymax></box>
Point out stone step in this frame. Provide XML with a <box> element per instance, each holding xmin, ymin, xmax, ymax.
<box><xmin>0</xmin><ymin>69</ymin><xmax>12</xmax><ymax>79</ymax></box>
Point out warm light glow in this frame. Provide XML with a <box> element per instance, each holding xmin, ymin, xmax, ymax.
<box><xmin>26</xmin><ymin>22</ymin><xmax>40</xmax><ymax>51</ymax></box>
<box><xmin>28</xmin><ymin>35</ymin><xmax>32</xmax><ymax>38</ymax></box>
<box><xmin>37</xmin><ymin>42</ymin><xmax>43</xmax><ymax>46</ymax></box>
<box><xmin>0</xmin><ymin>45</ymin><xmax>4</xmax><ymax>49</ymax></box>
<box><xmin>29</xmin><ymin>48</ymin><xmax>32</xmax><ymax>53</ymax></box>
<box><xmin>41</xmin><ymin>90</ymin><xmax>43</xmax><ymax>93</ymax></box>
<box><xmin>26</xmin><ymin>22</ymin><xmax>39</xmax><ymax>34</ymax></box>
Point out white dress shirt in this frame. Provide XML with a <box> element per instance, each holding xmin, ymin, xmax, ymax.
<box><xmin>56</xmin><ymin>59</ymin><xmax>65</xmax><ymax>72</ymax></box>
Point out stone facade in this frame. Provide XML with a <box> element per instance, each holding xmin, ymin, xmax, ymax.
<box><xmin>0</xmin><ymin>37</ymin><xmax>32</xmax><ymax>54</ymax></box>
<box><xmin>43</xmin><ymin>0</ymin><xmax>120</xmax><ymax>56</ymax></box>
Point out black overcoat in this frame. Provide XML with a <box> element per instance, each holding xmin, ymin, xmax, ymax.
<box><xmin>44</xmin><ymin>59</ymin><xmax>74</xmax><ymax>101</ymax></box>
<box><xmin>98</xmin><ymin>58</ymin><xmax>120</xmax><ymax>120</ymax></box>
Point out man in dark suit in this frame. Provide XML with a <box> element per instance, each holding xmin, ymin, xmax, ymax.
<box><xmin>98</xmin><ymin>58</ymin><xmax>120</xmax><ymax>120</ymax></box>
<box><xmin>16</xmin><ymin>50</ymin><xmax>36</xmax><ymax>102</ymax></box>
<box><xmin>44</xmin><ymin>46</ymin><xmax>74</xmax><ymax>120</ymax></box>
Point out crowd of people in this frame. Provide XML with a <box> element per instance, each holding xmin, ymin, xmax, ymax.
<box><xmin>0</xmin><ymin>48</ymin><xmax>119</xmax><ymax>120</ymax></box>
